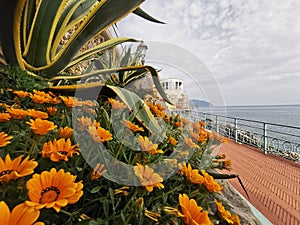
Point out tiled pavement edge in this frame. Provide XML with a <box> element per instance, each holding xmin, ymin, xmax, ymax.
<box><xmin>219</xmin><ymin>140</ymin><xmax>300</xmax><ymax>225</ymax></box>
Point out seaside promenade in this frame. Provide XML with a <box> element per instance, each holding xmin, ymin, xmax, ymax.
<box><xmin>219</xmin><ymin>140</ymin><xmax>300</xmax><ymax>225</ymax></box>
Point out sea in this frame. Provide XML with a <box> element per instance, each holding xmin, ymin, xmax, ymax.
<box><xmin>195</xmin><ymin>105</ymin><xmax>300</xmax><ymax>145</ymax></box>
<box><xmin>198</xmin><ymin>104</ymin><xmax>300</xmax><ymax>128</ymax></box>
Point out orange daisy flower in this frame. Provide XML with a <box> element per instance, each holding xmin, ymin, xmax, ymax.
<box><xmin>47</xmin><ymin>107</ymin><xmax>57</xmax><ymax>116</ymax></box>
<box><xmin>77</xmin><ymin>116</ymin><xmax>92</xmax><ymax>131</ymax></box>
<box><xmin>0</xmin><ymin>155</ymin><xmax>38</xmax><ymax>183</ymax></box>
<box><xmin>93</xmin><ymin>120</ymin><xmax>101</xmax><ymax>128</ymax></box>
<box><xmin>58</xmin><ymin>126</ymin><xmax>73</xmax><ymax>139</ymax></box>
<box><xmin>214</xmin><ymin>199</ymin><xmax>241</xmax><ymax>225</ymax></box>
<box><xmin>135</xmin><ymin>197</ymin><xmax>144</xmax><ymax>207</ymax></box>
<box><xmin>26</xmin><ymin>118</ymin><xmax>57</xmax><ymax>135</ymax></box>
<box><xmin>0</xmin><ymin>132</ymin><xmax>13</xmax><ymax>147</ymax></box>
<box><xmin>156</xmin><ymin>103</ymin><xmax>166</xmax><ymax>111</ymax></box>
<box><xmin>60</xmin><ymin>96</ymin><xmax>83</xmax><ymax>107</ymax></box>
<box><xmin>114</xmin><ymin>186</ymin><xmax>130</xmax><ymax>197</ymax></box>
<box><xmin>199</xmin><ymin>121</ymin><xmax>206</xmax><ymax>127</ymax></box>
<box><xmin>133</xmin><ymin>163</ymin><xmax>164</xmax><ymax>192</ymax></box>
<box><xmin>7</xmin><ymin>108</ymin><xmax>29</xmax><ymax>120</ymax></box>
<box><xmin>201</xmin><ymin>170</ymin><xmax>223</xmax><ymax>193</ymax></box>
<box><xmin>145</xmin><ymin>209</ymin><xmax>161</xmax><ymax>222</ymax></box>
<box><xmin>41</xmin><ymin>138</ymin><xmax>80</xmax><ymax>162</ymax></box>
<box><xmin>49</xmin><ymin>97</ymin><xmax>61</xmax><ymax>105</ymax></box>
<box><xmin>0</xmin><ymin>201</ymin><xmax>43</xmax><ymax>225</ymax></box>
<box><xmin>179</xmin><ymin>194</ymin><xmax>213</xmax><ymax>225</ymax></box>
<box><xmin>219</xmin><ymin>154</ymin><xmax>226</xmax><ymax>159</ymax></box>
<box><xmin>25</xmin><ymin>168</ymin><xmax>83</xmax><ymax>212</ymax></box>
<box><xmin>146</xmin><ymin>102</ymin><xmax>165</xmax><ymax>118</ymax></box>
<box><xmin>13</xmin><ymin>90</ymin><xmax>29</xmax><ymax>98</ymax></box>
<box><xmin>108</xmin><ymin>98</ymin><xmax>127</xmax><ymax>109</ymax></box>
<box><xmin>123</xmin><ymin>120</ymin><xmax>144</xmax><ymax>132</ymax></box>
<box><xmin>91</xmin><ymin>163</ymin><xmax>106</xmax><ymax>180</ymax></box>
<box><xmin>181</xmin><ymin>118</ymin><xmax>190</xmax><ymax>126</ymax></box>
<box><xmin>168</xmin><ymin>136</ymin><xmax>178</xmax><ymax>146</ymax></box>
<box><xmin>183</xmin><ymin>135</ymin><xmax>200</xmax><ymax>149</ymax></box>
<box><xmin>29</xmin><ymin>90</ymin><xmax>52</xmax><ymax>104</ymax></box>
<box><xmin>174</xmin><ymin>121</ymin><xmax>182</xmax><ymax>127</ymax></box>
<box><xmin>210</xmin><ymin>131</ymin><xmax>228</xmax><ymax>143</ymax></box>
<box><xmin>138</xmin><ymin>136</ymin><xmax>163</xmax><ymax>155</ymax></box>
<box><xmin>83</xmin><ymin>100</ymin><xmax>97</xmax><ymax>107</ymax></box>
<box><xmin>230</xmin><ymin>214</ymin><xmax>242</xmax><ymax>225</ymax></box>
<box><xmin>27</xmin><ymin>109</ymin><xmax>49</xmax><ymax>119</ymax></box>
<box><xmin>222</xmin><ymin>160</ymin><xmax>232</xmax><ymax>170</ymax></box>
<box><xmin>0</xmin><ymin>103</ymin><xmax>10</xmax><ymax>110</ymax></box>
<box><xmin>82</xmin><ymin>106</ymin><xmax>97</xmax><ymax>115</ymax></box>
<box><xmin>189</xmin><ymin>130</ymin><xmax>209</xmax><ymax>143</ymax></box>
<box><xmin>88</xmin><ymin>126</ymin><xmax>113</xmax><ymax>143</ymax></box>
<box><xmin>0</xmin><ymin>113</ymin><xmax>11</xmax><ymax>122</ymax></box>
<box><xmin>179</xmin><ymin>162</ymin><xmax>204</xmax><ymax>184</ymax></box>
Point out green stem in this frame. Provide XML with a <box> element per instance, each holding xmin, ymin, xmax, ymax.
<box><xmin>152</xmin><ymin>184</ymin><xmax>183</xmax><ymax>202</ymax></box>
<box><xmin>124</xmin><ymin>214</ymin><xmax>133</xmax><ymax>225</ymax></box>
<box><xmin>7</xmin><ymin>123</ymin><xmax>16</xmax><ymax>134</ymax></box>
<box><xmin>124</xmin><ymin>189</ymin><xmax>139</xmax><ymax>211</ymax></box>
<box><xmin>115</xmin><ymin>143</ymin><xmax>123</xmax><ymax>158</ymax></box>
<box><xmin>59</xmin><ymin>113</ymin><xmax>66</xmax><ymax>128</ymax></box>
<box><xmin>60</xmin><ymin>210</ymin><xmax>72</xmax><ymax>216</ymax></box>
<box><xmin>28</xmin><ymin>139</ymin><xmax>37</xmax><ymax>156</ymax></box>
<box><xmin>83</xmin><ymin>196</ymin><xmax>107</xmax><ymax>207</ymax></box>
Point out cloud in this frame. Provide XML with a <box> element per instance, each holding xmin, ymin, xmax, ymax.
<box><xmin>118</xmin><ymin>0</ymin><xmax>300</xmax><ymax>105</ymax></box>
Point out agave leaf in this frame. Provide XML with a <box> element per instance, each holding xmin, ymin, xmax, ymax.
<box><xmin>133</xmin><ymin>7</ymin><xmax>165</xmax><ymax>24</ymax></box>
<box><xmin>47</xmin><ymin>82</ymin><xmax>115</xmax><ymax>99</ymax></box>
<box><xmin>0</xmin><ymin>0</ymin><xmax>19</xmax><ymax>65</ymax></box>
<box><xmin>23</xmin><ymin>0</ymin><xmax>68</xmax><ymax>67</ymax></box>
<box><xmin>67</xmin><ymin>0</ymin><xmax>98</xmax><ymax>25</ymax></box>
<box><xmin>22</xmin><ymin>0</ymin><xmax>36</xmax><ymax>49</ymax></box>
<box><xmin>123</xmin><ymin>69</ymin><xmax>147</xmax><ymax>85</ymax></box>
<box><xmin>0</xmin><ymin>50</ymin><xmax>7</xmax><ymax>65</ymax></box>
<box><xmin>118</xmin><ymin>48</ymin><xmax>132</xmax><ymax>85</ymax></box>
<box><xmin>41</xmin><ymin>0</ymin><xmax>144</xmax><ymax>77</ymax></box>
<box><xmin>122</xmin><ymin>65</ymin><xmax>173</xmax><ymax>105</ymax></box>
<box><xmin>207</xmin><ymin>171</ymin><xmax>250</xmax><ymax>199</ymax></box>
<box><xmin>65</xmin><ymin>37</ymin><xmax>137</xmax><ymax>70</ymax></box>
<box><xmin>50</xmin><ymin>65</ymin><xmax>173</xmax><ymax>105</ymax></box>
<box><xmin>51</xmin><ymin>0</ymin><xmax>97</xmax><ymax>59</ymax></box>
<box><xmin>106</xmin><ymin>85</ymin><xmax>164</xmax><ymax>137</ymax></box>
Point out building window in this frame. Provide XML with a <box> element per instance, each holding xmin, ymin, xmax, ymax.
<box><xmin>175</xmin><ymin>82</ymin><xmax>178</xmax><ymax>89</ymax></box>
<box><xmin>165</xmin><ymin>82</ymin><xmax>168</xmax><ymax>89</ymax></box>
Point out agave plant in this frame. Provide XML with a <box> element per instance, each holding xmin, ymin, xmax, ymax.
<box><xmin>0</xmin><ymin>0</ymin><xmax>170</xmax><ymax>101</ymax></box>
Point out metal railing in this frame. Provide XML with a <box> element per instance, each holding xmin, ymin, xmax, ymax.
<box><xmin>173</xmin><ymin>109</ymin><xmax>300</xmax><ymax>162</ymax></box>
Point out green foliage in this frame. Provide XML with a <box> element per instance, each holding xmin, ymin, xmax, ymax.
<box><xmin>0</xmin><ymin>65</ymin><xmax>48</xmax><ymax>92</ymax></box>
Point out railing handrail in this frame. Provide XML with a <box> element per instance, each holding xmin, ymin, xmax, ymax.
<box><xmin>188</xmin><ymin>109</ymin><xmax>300</xmax><ymax>130</ymax></box>
<box><xmin>172</xmin><ymin>109</ymin><xmax>300</xmax><ymax>162</ymax></box>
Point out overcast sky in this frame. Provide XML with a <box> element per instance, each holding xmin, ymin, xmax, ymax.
<box><xmin>117</xmin><ymin>0</ymin><xmax>300</xmax><ymax>106</ymax></box>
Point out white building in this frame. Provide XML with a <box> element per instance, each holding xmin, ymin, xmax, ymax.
<box><xmin>161</xmin><ymin>78</ymin><xmax>190</xmax><ymax>109</ymax></box>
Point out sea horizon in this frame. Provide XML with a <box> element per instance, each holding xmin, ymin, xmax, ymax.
<box><xmin>213</xmin><ymin>103</ymin><xmax>300</xmax><ymax>108</ymax></box>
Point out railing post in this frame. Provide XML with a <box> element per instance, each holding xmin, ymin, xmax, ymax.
<box><xmin>215</xmin><ymin>115</ymin><xmax>219</xmax><ymax>132</ymax></box>
<box><xmin>234</xmin><ymin>118</ymin><xmax>238</xmax><ymax>143</ymax></box>
<box><xmin>263</xmin><ymin>123</ymin><xmax>268</xmax><ymax>154</ymax></box>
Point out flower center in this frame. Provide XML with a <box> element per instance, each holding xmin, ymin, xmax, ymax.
<box><xmin>58</xmin><ymin>151</ymin><xmax>68</xmax><ymax>155</ymax></box>
<box><xmin>0</xmin><ymin>170</ymin><xmax>14</xmax><ymax>177</ymax></box>
<box><xmin>40</xmin><ymin>186</ymin><xmax>60</xmax><ymax>203</ymax></box>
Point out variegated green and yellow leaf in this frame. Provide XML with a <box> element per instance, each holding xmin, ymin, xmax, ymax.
<box><xmin>106</xmin><ymin>85</ymin><xmax>165</xmax><ymax>138</ymax></box>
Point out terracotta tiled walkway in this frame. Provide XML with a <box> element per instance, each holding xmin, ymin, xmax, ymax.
<box><xmin>219</xmin><ymin>140</ymin><xmax>300</xmax><ymax>225</ymax></box>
